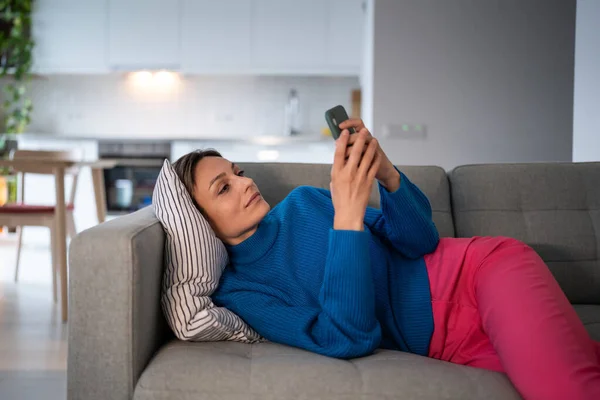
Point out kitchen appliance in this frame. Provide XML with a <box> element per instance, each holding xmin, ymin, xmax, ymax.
<box><xmin>114</xmin><ymin>179</ymin><xmax>134</xmax><ymax>209</ymax></box>
<box><xmin>98</xmin><ymin>141</ymin><xmax>170</xmax><ymax>214</ymax></box>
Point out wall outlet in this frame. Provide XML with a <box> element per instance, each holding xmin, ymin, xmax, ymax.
<box><xmin>381</xmin><ymin>123</ymin><xmax>427</xmax><ymax>139</ymax></box>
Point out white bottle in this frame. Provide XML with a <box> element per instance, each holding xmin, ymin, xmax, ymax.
<box><xmin>283</xmin><ymin>89</ymin><xmax>301</xmax><ymax>136</ymax></box>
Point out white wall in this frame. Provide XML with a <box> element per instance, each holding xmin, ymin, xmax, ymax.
<box><xmin>5</xmin><ymin>75</ymin><xmax>359</xmax><ymax>139</ymax></box>
<box><xmin>366</xmin><ymin>0</ymin><xmax>576</xmax><ymax>170</ymax></box>
<box><xmin>360</xmin><ymin>0</ymin><xmax>375</xmax><ymax>130</ymax></box>
<box><xmin>573</xmin><ymin>0</ymin><xmax>600</xmax><ymax>162</ymax></box>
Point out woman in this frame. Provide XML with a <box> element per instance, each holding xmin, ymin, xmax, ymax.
<box><xmin>172</xmin><ymin>118</ymin><xmax>600</xmax><ymax>400</ymax></box>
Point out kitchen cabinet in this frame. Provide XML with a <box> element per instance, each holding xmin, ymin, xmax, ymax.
<box><xmin>327</xmin><ymin>0</ymin><xmax>364</xmax><ymax>73</ymax></box>
<box><xmin>107</xmin><ymin>0</ymin><xmax>181</xmax><ymax>70</ymax></box>
<box><xmin>181</xmin><ymin>0</ymin><xmax>253</xmax><ymax>74</ymax></box>
<box><xmin>252</xmin><ymin>0</ymin><xmax>329</xmax><ymax>75</ymax></box>
<box><xmin>250</xmin><ymin>0</ymin><xmax>363</xmax><ymax>75</ymax></box>
<box><xmin>32</xmin><ymin>0</ymin><xmax>109</xmax><ymax>74</ymax></box>
<box><xmin>30</xmin><ymin>0</ymin><xmax>363</xmax><ymax>76</ymax></box>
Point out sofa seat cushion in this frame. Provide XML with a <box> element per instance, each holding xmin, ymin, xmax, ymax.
<box><xmin>574</xmin><ymin>304</ymin><xmax>600</xmax><ymax>341</ymax></box>
<box><xmin>134</xmin><ymin>341</ymin><xmax>520</xmax><ymax>400</ymax></box>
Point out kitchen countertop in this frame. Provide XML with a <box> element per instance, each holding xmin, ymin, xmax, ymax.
<box><xmin>6</xmin><ymin>133</ymin><xmax>335</xmax><ymax>146</ymax></box>
<box><xmin>5</xmin><ymin>132</ymin><xmax>338</xmax><ymax>164</ymax></box>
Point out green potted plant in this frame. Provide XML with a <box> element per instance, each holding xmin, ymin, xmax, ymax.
<box><xmin>1</xmin><ymin>0</ymin><xmax>34</xmax><ymax>159</ymax></box>
<box><xmin>0</xmin><ymin>0</ymin><xmax>34</xmax><ymax>205</ymax></box>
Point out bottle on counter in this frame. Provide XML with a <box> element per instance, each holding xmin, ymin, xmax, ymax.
<box><xmin>283</xmin><ymin>88</ymin><xmax>301</xmax><ymax>136</ymax></box>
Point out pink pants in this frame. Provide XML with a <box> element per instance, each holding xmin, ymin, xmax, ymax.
<box><xmin>424</xmin><ymin>236</ymin><xmax>600</xmax><ymax>400</ymax></box>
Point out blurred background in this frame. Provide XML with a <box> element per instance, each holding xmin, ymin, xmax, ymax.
<box><xmin>1</xmin><ymin>0</ymin><xmax>598</xmax><ymax>252</ymax></box>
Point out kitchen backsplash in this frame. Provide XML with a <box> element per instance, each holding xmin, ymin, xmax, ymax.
<box><xmin>5</xmin><ymin>75</ymin><xmax>359</xmax><ymax>139</ymax></box>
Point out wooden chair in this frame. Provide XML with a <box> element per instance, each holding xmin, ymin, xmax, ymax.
<box><xmin>0</xmin><ymin>150</ymin><xmax>82</xmax><ymax>302</ymax></box>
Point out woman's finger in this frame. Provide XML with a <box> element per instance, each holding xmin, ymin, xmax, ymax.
<box><xmin>339</xmin><ymin>118</ymin><xmax>366</xmax><ymax>132</ymax></box>
<box><xmin>356</xmin><ymin>127</ymin><xmax>371</xmax><ymax>137</ymax></box>
<box><xmin>358</xmin><ymin>137</ymin><xmax>378</xmax><ymax>179</ymax></box>
<box><xmin>345</xmin><ymin>145</ymin><xmax>369</xmax><ymax>159</ymax></box>
<box><xmin>347</xmin><ymin>130</ymin><xmax>368</xmax><ymax>172</ymax></box>
<box><xmin>367</xmin><ymin>147</ymin><xmax>382</xmax><ymax>181</ymax></box>
<box><xmin>333</xmin><ymin>130</ymin><xmax>349</xmax><ymax>172</ymax></box>
<box><xmin>346</xmin><ymin>129</ymin><xmax>371</xmax><ymax>141</ymax></box>
<box><xmin>346</xmin><ymin>132</ymin><xmax>370</xmax><ymax>151</ymax></box>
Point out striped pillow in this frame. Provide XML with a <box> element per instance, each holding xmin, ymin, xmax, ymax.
<box><xmin>152</xmin><ymin>159</ymin><xmax>261</xmax><ymax>343</ymax></box>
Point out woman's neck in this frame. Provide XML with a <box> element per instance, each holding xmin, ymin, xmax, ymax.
<box><xmin>225</xmin><ymin>225</ymin><xmax>259</xmax><ymax>246</ymax></box>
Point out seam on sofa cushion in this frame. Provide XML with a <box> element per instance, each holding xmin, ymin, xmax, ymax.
<box><xmin>588</xmin><ymin>209</ymin><xmax>599</xmax><ymax>267</ymax></box>
<box><xmin>451</xmin><ymin>162</ymin><xmax>595</xmax><ymax>171</ymax></box>
<box><xmin>134</xmin><ymin>387</ymin><xmax>488</xmax><ymax>397</ymax></box>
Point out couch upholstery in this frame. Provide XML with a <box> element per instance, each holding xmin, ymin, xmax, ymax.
<box><xmin>68</xmin><ymin>162</ymin><xmax>600</xmax><ymax>400</ymax></box>
<box><xmin>450</xmin><ymin>163</ymin><xmax>600</xmax><ymax>304</ymax></box>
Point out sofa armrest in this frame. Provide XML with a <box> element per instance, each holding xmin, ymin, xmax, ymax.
<box><xmin>68</xmin><ymin>207</ymin><xmax>170</xmax><ymax>400</ymax></box>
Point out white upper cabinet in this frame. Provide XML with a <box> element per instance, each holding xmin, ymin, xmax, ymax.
<box><xmin>181</xmin><ymin>0</ymin><xmax>252</xmax><ymax>74</ymax></box>
<box><xmin>107</xmin><ymin>0</ymin><xmax>181</xmax><ymax>70</ymax></box>
<box><xmin>32</xmin><ymin>0</ymin><xmax>109</xmax><ymax>74</ymax></box>
<box><xmin>181</xmin><ymin>0</ymin><xmax>363</xmax><ymax>75</ymax></box>
<box><xmin>251</xmin><ymin>0</ymin><xmax>329</xmax><ymax>74</ymax></box>
<box><xmin>30</xmin><ymin>0</ymin><xmax>364</xmax><ymax>75</ymax></box>
<box><xmin>327</xmin><ymin>0</ymin><xmax>364</xmax><ymax>74</ymax></box>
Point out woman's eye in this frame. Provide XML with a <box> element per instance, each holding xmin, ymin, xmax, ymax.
<box><xmin>218</xmin><ymin>184</ymin><xmax>229</xmax><ymax>195</ymax></box>
<box><xmin>237</xmin><ymin>170</ymin><xmax>245</xmax><ymax>177</ymax></box>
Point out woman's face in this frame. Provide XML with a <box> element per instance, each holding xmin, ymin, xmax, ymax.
<box><xmin>192</xmin><ymin>156</ymin><xmax>270</xmax><ymax>245</ymax></box>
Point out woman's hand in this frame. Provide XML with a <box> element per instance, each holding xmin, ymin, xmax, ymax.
<box><xmin>338</xmin><ymin>118</ymin><xmax>400</xmax><ymax>192</ymax></box>
<box><xmin>330</xmin><ymin>129</ymin><xmax>382</xmax><ymax>231</ymax></box>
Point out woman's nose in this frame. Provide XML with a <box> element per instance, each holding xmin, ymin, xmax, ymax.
<box><xmin>239</xmin><ymin>175</ymin><xmax>255</xmax><ymax>190</ymax></box>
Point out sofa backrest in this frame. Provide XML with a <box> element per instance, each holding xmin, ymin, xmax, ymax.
<box><xmin>238</xmin><ymin>162</ymin><xmax>455</xmax><ymax>238</ymax></box>
<box><xmin>450</xmin><ymin>162</ymin><xmax>600</xmax><ymax>304</ymax></box>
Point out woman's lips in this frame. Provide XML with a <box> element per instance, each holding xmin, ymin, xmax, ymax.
<box><xmin>246</xmin><ymin>192</ymin><xmax>261</xmax><ymax>207</ymax></box>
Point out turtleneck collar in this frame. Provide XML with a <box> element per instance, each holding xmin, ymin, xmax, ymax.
<box><xmin>226</xmin><ymin>213</ymin><xmax>279</xmax><ymax>265</ymax></box>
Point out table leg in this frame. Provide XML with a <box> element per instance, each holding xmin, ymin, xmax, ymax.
<box><xmin>91</xmin><ymin>168</ymin><xmax>107</xmax><ymax>224</ymax></box>
<box><xmin>54</xmin><ymin>167</ymin><xmax>68</xmax><ymax>323</ymax></box>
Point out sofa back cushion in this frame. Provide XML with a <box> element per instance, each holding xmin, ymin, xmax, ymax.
<box><xmin>450</xmin><ymin>162</ymin><xmax>600</xmax><ymax>304</ymax></box>
<box><xmin>238</xmin><ymin>163</ymin><xmax>455</xmax><ymax>238</ymax></box>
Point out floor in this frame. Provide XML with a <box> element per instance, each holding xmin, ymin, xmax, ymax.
<box><xmin>0</xmin><ymin>231</ymin><xmax>67</xmax><ymax>400</ymax></box>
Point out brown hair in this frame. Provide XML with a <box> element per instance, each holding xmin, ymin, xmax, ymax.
<box><xmin>172</xmin><ymin>149</ymin><xmax>222</xmax><ymax>212</ymax></box>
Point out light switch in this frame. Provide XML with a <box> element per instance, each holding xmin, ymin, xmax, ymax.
<box><xmin>381</xmin><ymin>123</ymin><xmax>427</xmax><ymax>139</ymax></box>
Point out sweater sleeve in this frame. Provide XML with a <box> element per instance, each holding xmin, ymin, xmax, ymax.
<box><xmin>215</xmin><ymin>230</ymin><xmax>381</xmax><ymax>359</ymax></box>
<box><xmin>364</xmin><ymin>168</ymin><xmax>439</xmax><ymax>259</ymax></box>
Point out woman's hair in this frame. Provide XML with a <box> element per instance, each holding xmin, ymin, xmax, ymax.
<box><xmin>172</xmin><ymin>148</ymin><xmax>222</xmax><ymax>211</ymax></box>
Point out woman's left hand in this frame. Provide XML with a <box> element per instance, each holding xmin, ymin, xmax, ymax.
<box><xmin>338</xmin><ymin>118</ymin><xmax>400</xmax><ymax>191</ymax></box>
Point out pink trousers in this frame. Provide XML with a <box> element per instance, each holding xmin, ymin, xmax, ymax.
<box><xmin>424</xmin><ymin>236</ymin><xmax>600</xmax><ymax>400</ymax></box>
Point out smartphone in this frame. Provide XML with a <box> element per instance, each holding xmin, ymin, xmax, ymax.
<box><xmin>325</xmin><ymin>105</ymin><xmax>355</xmax><ymax>140</ymax></box>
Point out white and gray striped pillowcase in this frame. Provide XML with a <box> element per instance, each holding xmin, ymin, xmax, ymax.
<box><xmin>153</xmin><ymin>159</ymin><xmax>261</xmax><ymax>343</ymax></box>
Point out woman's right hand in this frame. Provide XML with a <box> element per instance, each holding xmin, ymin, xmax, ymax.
<box><xmin>330</xmin><ymin>129</ymin><xmax>381</xmax><ymax>231</ymax></box>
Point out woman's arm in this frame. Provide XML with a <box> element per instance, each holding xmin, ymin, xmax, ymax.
<box><xmin>215</xmin><ymin>230</ymin><xmax>382</xmax><ymax>359</ymax></box>
<box><xmin>336</xmin><ymin>118</ymin><xmax>439</xmax><ymax>259</ymax></box>
<box><xmin>364</xmin><ymin>168</ymin><xmax>439</xmax><ymax>259</ymax></box>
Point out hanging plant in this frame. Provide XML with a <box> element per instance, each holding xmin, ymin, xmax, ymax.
<box><xmin>0</xmin><ymin>0</ymin><xmax>34</xmax><ymax>136</ymax></box>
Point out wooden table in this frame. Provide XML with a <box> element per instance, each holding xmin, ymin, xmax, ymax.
<box><xmin>0</xmin><ymin>159</ymin><xmax>117</xmax><ymax>322</ymax></box>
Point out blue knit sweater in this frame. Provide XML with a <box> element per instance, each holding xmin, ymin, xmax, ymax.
<box><xmin>212</xmin><ymin>171</ymin><xmax>439</xmax><ymax>359</ymax></box>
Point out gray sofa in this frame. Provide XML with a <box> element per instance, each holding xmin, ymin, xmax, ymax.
<box><xmin>68</xmin><ymin>162</ymin><xmax>600</xmax><ymax>400</ymax></box>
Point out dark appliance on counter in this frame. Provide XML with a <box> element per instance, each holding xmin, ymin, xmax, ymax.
<box><xmin>98</xmin><ymin>141</ymin><xmax>170</xmax><ymax>215</ymax></box>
